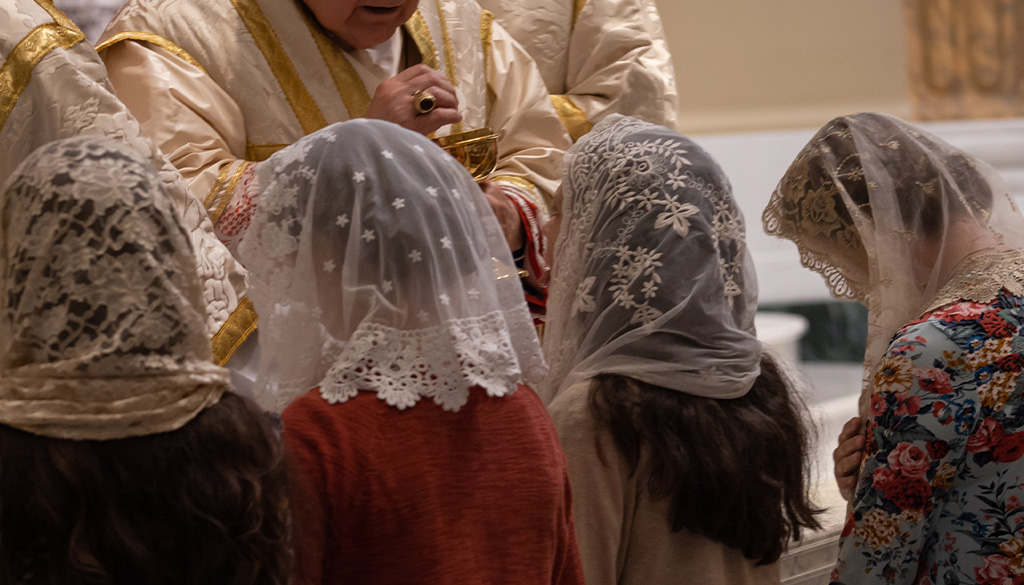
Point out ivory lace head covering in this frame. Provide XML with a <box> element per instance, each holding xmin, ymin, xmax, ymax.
<box><xmin>763</xmin><ymin>113</ymin><xmax>1024</xmax><ymax>411</ymax></box>
<box><xmin>541</xmin><ymin>115</ymin><xmax>761</xmax><ymax>404</ymax></box>
<box><xmin>0</xmin><ymin>137</ymin><xmax>227</xmax><ymax>440</ymax></box>
<box><xmin>238</xmin><ymin>119</ymin><xmax>546</xmax><ymax>413</ymax></box>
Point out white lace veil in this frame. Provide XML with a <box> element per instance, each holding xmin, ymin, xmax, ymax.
<box><xmin>541</xmin><ymin>115</ymin><xmax>762</xmax><ymax>404</ymax></box>
<box><xmin>763</xmin><ymin>113</ymin><xmax>1024</xmax><ymax>414</ymax></box>
<box><xmin>0</xmin><ymin>137</ymin><xmax>227</xmax><ymax>440</ymax></box>
<box><xmin>238</xmin><ymin>120</ymin><xmax>546</xmax><ymax>413</ymax></box>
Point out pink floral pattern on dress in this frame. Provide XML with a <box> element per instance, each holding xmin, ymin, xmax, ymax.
<box><xmin>831</xmin><ymin>291</ymin><xmax>1024</xmax><ymax>585</ymax></box>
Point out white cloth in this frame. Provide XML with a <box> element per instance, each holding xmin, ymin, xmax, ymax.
<box><xmin>97</xmin><ymin>0</ymin><xmax>571</xmax><ymax>213</ymax></box>
<box><xmin>763</xmin><ymin>113</ymin><xmax>1024</xmax><ymax>415</ymax></box>
<box><xmin>343</xmin><ymin>31</ymin><xmax>403</xmax><ymax>86</ymax></box>
<box><xmin>237</xmin><ymin>120</ymin><xmax>547</xmax><ymax>414</ymax></box>
<box><xmin>479</xmin><ymin>0</ymin><xmax>678</xmax><ymax>138</ymax></box>
<box><xmin>541</xmin><ymin>115</ymin><xmax>761</xmax><ymax>404</ymax></box>
<box><xmin>0</xmin><ymin>137</ymin><xmax>227</xmax><ymax>440</ymax></box>
<box><xmin>0</xmin><ymin>0</ymin><xmax>248</xmax><ymax>358</ymax></box>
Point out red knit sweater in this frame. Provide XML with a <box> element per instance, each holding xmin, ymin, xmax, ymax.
<box><xmin>283</xmin><ymin>385</ymin><xmax>585</xmax><ymax>585</ymax></box>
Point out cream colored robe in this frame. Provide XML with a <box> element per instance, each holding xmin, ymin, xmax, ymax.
<box><xmin>477</xmin><ymin>0</ymin><xmax>678</xmax><ymax>140</ymax></box>
<box><xmin>548</xmin><ymin>381</ymin><xmax>781</xmax><ymax>585</ymax></box>
<box><xmin>0</xmin><ymin>0</ymin><xmax>250</xmax><ymax>364</ymax></box>
<box><xmin>97</xmin><ymin>0</ymin><xmax>570</xmax><ymax>220</ymax></box>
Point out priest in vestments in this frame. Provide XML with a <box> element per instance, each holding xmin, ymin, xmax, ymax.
<box><xmin>0</xmin><ymin>0</ymin><xmax>251</xmax><ymax>367</ymax></box>
<box><xmin>98</xmin><ymin>0</ymin><xmax>572</xmax><ymax>322</ymax></box>
<box><xmin>477</xmin><ymin>0</ymin><xmax>678</xmax><ymax>140</ymax></box>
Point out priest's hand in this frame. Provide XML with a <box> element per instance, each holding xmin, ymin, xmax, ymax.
<box><xmin>833</xmin><ymin>416</ymin><xmax>865</xmax><ymax>501</ymax></box>
<box><xmin>480</xmin><ymin>181</ymin><xmax>525</xmax><ymax>252</ymax></box>
<box><xmin>366</xmin><ymin>65</ymin><xmax>462</xmax><ymax>136</ymax></box>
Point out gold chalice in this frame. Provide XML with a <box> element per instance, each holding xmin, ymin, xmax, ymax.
<box><xmin>433</xmin><ymin>127</ymin><xmax>499</xmax><ymax>182</ymax></box>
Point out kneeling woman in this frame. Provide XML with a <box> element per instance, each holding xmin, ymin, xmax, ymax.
<box><xmin>239</xmin><ymin>119</ymin><xmax>584</xmax><ymax>584</ymax></box>
<box><xmin>541</xmin><ymin>115</ymin><xmax>821</xmax><ymax>585</ymax></box>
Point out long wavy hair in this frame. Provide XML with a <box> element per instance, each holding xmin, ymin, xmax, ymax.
<box><xmin>589</xmin><ymin>353</ymin><xmax>821</xmax><ymax>564</ymax></box>
<box><xmin>0</xmin><ymin>392</ymin><xmax>291</xmax><ymax>585</ymax></box>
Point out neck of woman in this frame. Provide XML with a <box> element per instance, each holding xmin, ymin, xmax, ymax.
<box><xmin>928</xmin><ymin>221</ymin><xmax>1010</xmax><ymax>288</ymax></box>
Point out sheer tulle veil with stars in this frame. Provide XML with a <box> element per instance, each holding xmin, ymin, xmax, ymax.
<box><xmin>238</xmin><ymin>120</ymin><xmax>546</xmax><ymax>413</ymax></box>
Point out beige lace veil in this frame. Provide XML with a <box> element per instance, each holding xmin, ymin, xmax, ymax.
<box><xmin>237</xmin><ymin>120</ymin><xmax>546</xmax><ymax>414</ymax></box>
<box><xmin>541</xmin><ymin>115</ymin><xmax>761</xmax><ymax>404</ymax></box>
<box><xmin>763</xmin><ymin>113</ymin><xmax>1024</xmax><ymax>414</ymax></box>
<box><xmin>0</xmin><ymin>137</ymin><xmax>227</xmax><ymax>440</ymax></box>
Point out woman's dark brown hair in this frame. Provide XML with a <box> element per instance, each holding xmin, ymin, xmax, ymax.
<box><xmin>0</xmin><ymin>392</ymin><xmax>290</xmax><ymax>585</ymax></box>
<box><xmin>589</xmin><ymin>353</ymin><xmax>821</xmax><ymax>565</ymax></box>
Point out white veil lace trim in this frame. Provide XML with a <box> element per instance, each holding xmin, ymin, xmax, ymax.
<box><xmin>317</xmin><ymin>306</ymin><xmax>541</xmax><ymax>411</ymax></box>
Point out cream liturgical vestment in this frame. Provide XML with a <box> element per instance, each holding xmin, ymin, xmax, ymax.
<box><xmin>0</xmin><ymin>0</ymin><xmax>250</xmax><ymax>365</ymax></box>
<box><xmin>96</xmin><ymin>0</ymin><xmax>571</xmax><ymax>229</ymax></box>
<box><xmin>477</xmin><ymin>0</ymin><xmax>678</xmax><ymax>140</ymax></box>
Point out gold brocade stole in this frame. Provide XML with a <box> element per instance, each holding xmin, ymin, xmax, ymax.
<box><xmin>96</xmin><ymin>0</ymin><xmax>476</xmax><ymax>162</ymax></box>
<box><xmin>233</xmin><ymin>0</ymin><xmax>466</xmax><ymax>161</ymax></box>
<box><xmin>549</xmin><ymin>95</ymin><xmax>592</xmax><ymax>142</ymax></box>
<box><xmin>550</xmin><ymin>0</ymin><xmax>593</xmax><ymax>141</ymax></box>
<box><xmin>0</xmin><ymin>0</ymin><xmax>84</xmax><ymax>131</ymax></box>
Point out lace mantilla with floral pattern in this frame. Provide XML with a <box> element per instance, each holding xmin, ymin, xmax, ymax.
<box><xmin>0</xmin><ymin>137</ymin><xmax>227</xmax><ymax>440</ymax></box>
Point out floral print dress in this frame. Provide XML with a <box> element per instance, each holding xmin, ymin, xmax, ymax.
<box><xmin>831</xmin><ymin>290</ymin><xmax>1024</xmax><ymax>585</ymax></box>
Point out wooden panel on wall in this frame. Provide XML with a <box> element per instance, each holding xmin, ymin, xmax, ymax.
<box><xmin>905</xmin><ymin>0</ymin><xmax>1024</xmax><ymax>119</ymax></box>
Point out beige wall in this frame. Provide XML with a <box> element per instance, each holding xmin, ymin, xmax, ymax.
<box><xmin>656</xmin><ymin>0</ymin><xmax>912</xmax><ymax>134</ymax></box>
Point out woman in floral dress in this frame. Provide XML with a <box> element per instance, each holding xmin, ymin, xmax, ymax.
<box><xmin>763</xmin><ymin>112</ymin><xmax>1024</xmax><ymax>585</ymax></box>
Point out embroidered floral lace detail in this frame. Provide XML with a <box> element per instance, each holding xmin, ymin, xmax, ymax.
<box><xmin>320</xmin><ymin>305</ymin><xmax>543</xmax><ymax>411</ymax></box>
<box><xmin>923</xmin><ymin>250</ymin><xmax>1024</xmax><ymax>315</ymax></box>
<box><xmin>542</xmin><ymin>115</ymin><xmax>761</xmax><ymax>402</ymax></box>
<box><xmin>0</xmin><ymin>137</ymin><xmax>227</xmax><ymax>440</ymax></box>
<box><xmin>552</xmin><ymin>115</ymin><xmax>750</xmax><ymax>325</ymax></box>
<box><xmin>761</xmin><ymin>124</ymin><xmax>870</xmax><ymax>302</ymax></box>
<box><xmin>554</xmin><ymin>116</ymin><xmax>718</xmax><ymax>327</ymax></box>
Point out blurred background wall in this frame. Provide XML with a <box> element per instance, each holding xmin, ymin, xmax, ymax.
<box><xmin>656</xmin><ymin>0</ymin><xmax>911</xmax><ymax>134</ymax></box>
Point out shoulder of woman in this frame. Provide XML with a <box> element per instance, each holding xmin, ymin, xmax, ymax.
<box><xmin>282</xmin><ymin>389</ymin><xmax>382</xmax><ymax>446</ymax></box>
<box><xmin>889</xmin><ymin>317</ymin><xmax>958</xmax><ymax>353</ymax></box>
<box><xmin>547</xmin><ymin>380</ymin><xmax>611</xmax><ymax>452</ymax></box>
<box><xmin>892</xmin><ymin>297</ymin><xmax>1020</xmax><ymax>363</ymax></box>
<box><xmin>548</xmin><ymin>381</ymin><xmax>595</xmax><ymax>424</ymax></box>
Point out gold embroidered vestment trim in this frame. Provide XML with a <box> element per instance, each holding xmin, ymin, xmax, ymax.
<box><xmin>0</xmin><ymin>3</ymin><xmax>83</xmax><ymax>131</ymax></box>
<box><xmin>480</xmin><ymin>9</ymin><xmax>493</xmax><ymax>80</ymax></box>
<box><xmin>96</xmin><ymin>32</ymin><xmax>206</xmax><ymax>73</ymax></box>
<box><xmin>491</xmin><ymin>174</ymin><xmax>538</xmax><ymax>196</ymax></box>
<box><xmin>550</xmin><ymin>94</ymin><xmax>593</xmax><ymax>141</ymax></box>
<box><xmin>206</xmin><ymin>161</ymin><xmax>251</xmax><ymax>224</ymax></box>
<box><xmin>299</xmin><ymin>7</ymin><xmax>371</xmax><ymax>119</ymax></box>
<box><xmin>230</xmin><ymin>0</ymin><xmax>326</xmax><ymax>134</ymax></box>
<box><xmin>211</xmin><ymin>298</ymin><xmax>259</xmax><ymax>365</ymax></box>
